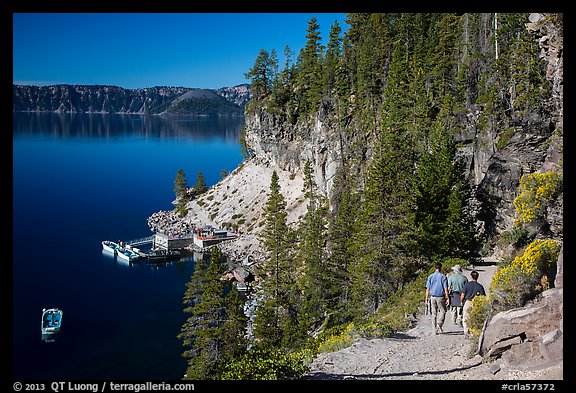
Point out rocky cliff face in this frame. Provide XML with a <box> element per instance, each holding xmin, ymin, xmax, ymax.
<box><xmin>244</xmin><ymin>106</ymin><xmax>341</xmax><ymax>199</ymax></box>
<box><xmin>216</xmin><ymin>84</ymin><xmax>251</xmax><ymax>108</ymax></box>
<box><xmin>242</xmin><ymin>13</ymin><xmax>563</xmax><ymax>245</ymax></box>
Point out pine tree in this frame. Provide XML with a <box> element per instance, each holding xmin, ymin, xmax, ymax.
<box><xmin>194</xmin><ymin>170</ymin><xmax>208</xmax><ymax>195</ymax></box>
<box><xmin>271</xmin><ymin>45</ymin><xmax>297</xmax><ymax>120</ymax></box>
<box><xmin>174</xmin><ymin>168</ymin><xmax>188</xmax><ymax>199</ymax></box>
<box><xmin>324</xmin><ymin>20</ymin><xmax>343</xmax><ymax>95</ymax></box>
<box><xmin>183</xmin><ymin>247</ymin><xmax>228</xmax><ymax>379</ymax></box>
<box><xmin>429</xmin><ymin>13</ymin><xmax>460</xmax><ymax>102</ymax></box>
<box><xmin>325</xmin><ymin>167</ymin><xmax>359</xmax><ymax>323</ymax></box>
<box><xmin>350</xmin><ymin>132</ymin><xmax>416</xmax><ymax>318</ymax></box>
<box><xmin>245</xmin><ymin>49</ymin><xmax>277</xmax><ymax>100</ymax></box>
<box><xmin>218</xmin><ymin>283</ymin><xmax>249</xmax><ymax>367</ymax></box>
<box><xmin>179</xmin><ymin>255</ymin><xmax>209</xmax><ymax>355</ymax></box>
<box><xmin>219</xmin><ymin>168</ymin><xmax>228</xmax><ymax>180</ymax></box>
<box><xmin>296</xmin><ymin>17</ymin><xmax>324</xmax><ymax>114</ymax></box>
<box><xmin>297</xmin><ymin>160</ymin><xmax>329</xmax><ymax>331</ymax></box>
<box><xmin>174</xmin><ymin>168</ymin><xmax>189</xmax><ymax>217</ymax></box>
<box><xmin>498</xmin><ymin>13</ymin><xmax>550</xmax><ymax>118</ymax></box>
<box><xmin>253</xmin><ymin>171</ymin><xmax>300</xmax><ymax>349</ymax></box>
<box><xmin>412</xmin><ymin>110</ymin><xmax>477</xmax><ymax>261</ymax></box>
<box><xmin>179</xmin><ymin>252</ymin><xmax>212</xmax><ymax>378</ymax></box>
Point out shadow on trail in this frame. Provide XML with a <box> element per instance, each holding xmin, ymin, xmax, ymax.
<box><xmin>388</xmin><ymin>332</ymin><xmax>419</xmax><ymax>340</ymax></box>
<box><xmin>441</xmin><ymin>331</ymin><xmax>465</xmax><ymax>336</ymax></box>
<box><xmin>470</xmin><ymin>258</ymin><xmax>499</xmax><ymax>267</ymax></box>
<box><xmin>302</xmin><ymin>359</ymin><xmax>484</xmax><ymax>380</ymax></box>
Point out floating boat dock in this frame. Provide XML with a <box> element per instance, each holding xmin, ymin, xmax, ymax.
<box><xmin>107</xmin><ymin>228</ymin><xmax>238</xmax><ymax>262</ymax></box>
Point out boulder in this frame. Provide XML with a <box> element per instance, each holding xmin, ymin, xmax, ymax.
<box><xmin>481</xmin><ymin>287</ymin><xmax>562</xmax><ymax>368</ymax></box>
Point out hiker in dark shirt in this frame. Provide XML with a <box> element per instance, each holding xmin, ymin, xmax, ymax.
<box><xmin>460</xmin><ymin>270</ymin><xmax>486</xmax><ymax>338</ymax></box>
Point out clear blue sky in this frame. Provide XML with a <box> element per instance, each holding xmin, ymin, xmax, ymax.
<box><xmin>13</xmin><ymin>13</ymin><xmax>349</xmax><ymax>90</ymax></box>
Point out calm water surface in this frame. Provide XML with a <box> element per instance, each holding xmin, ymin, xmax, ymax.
<box><xmin>12</xmin><ymin>112</ymin><xmax>244</xmax><ymax>380</ymax></box>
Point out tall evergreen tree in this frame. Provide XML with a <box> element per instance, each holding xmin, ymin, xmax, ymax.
<box><xmin>272</xmin><ymin>45</ymin><xmax>299</xmax><ymax>121</ymax></box>
<box><xmin>180</xmin><ymin>248</ymin><xmax>250</xmax><ymax>380</ymax></box>
<box><xmin>412</xmin><ymin>107</ymin><xmax>477</xmax><ymax>261</ymax></box>
<box><xmin>180</xmin><ymin>248</ymin><xmax>227</xmax><ymax>379</ymax></box>
<box><xmin>174</xmin><ymin>168</ymin><xmax>188</xmax><ymax>199</ymax></box>
<box><xmin>194</xmin><ymin>170</ymin><xmax>208</xmax><ymax>195</ymax></box>
<box><xmin>253</xmin><ymin>171</ymin><xmax>300</xmax><ymax>349</ymax></box>
<box><xmin>350</xmin><ymin>130</ymin><xmax>417</xmax><ymax>318</ymax></box>
<box><xmin>325</xmin><ymin>166</ymin><xmax>359</xmax><ymax>322</ymax></box>
<box><xmin>296</xmin><ymin>17</ymin><xmax>325</xmax><ymax>114</ymax></box>
<box><xmin>429</xmin><ymin>13</ymin><xmax>460</xmax><ymax>103</ymax></box>
<box><xmin>184</xmin><ymin>248</ymin><xmax>228</xmax><ymax>379</ymax></box>
<box><xmin>297</xmin><ymin>160</ymin><xmax>329</xmax><ymax>331</ymax></box>
<box><xmin>245</xmin><ymin>49</ymin><xmax>277</xmax><ymax>100</ymax></box>
<box><xmin>323</xmin><ymin>20</ymin><xmax>343</xmax><ymax>95</ymax></box>
<box><xmin>498</xmin><ymin>13</ymin><xmax>550</xmax><ymax>119</ymax></box>
<box><xmin>179</xmin><ymin>255</ymin><xmax>209</xmax><ymax>354</ymax></box>
<box><xmin>174</xmin><ymin>168</ymin><xmax>189</xmax><ymax>217</ymax></box>
<box><xmin>218</xmin><ymin>283</ymin><xmax>249</xmax><ymax>367</ymax></box>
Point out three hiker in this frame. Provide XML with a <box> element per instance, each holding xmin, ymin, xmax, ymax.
<box><xmin>426</xmin><ymin>263</ymin><xmax>486</xmax><ymax>338</ymax></box>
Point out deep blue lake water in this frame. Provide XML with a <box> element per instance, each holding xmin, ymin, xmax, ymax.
<box><xmin>12</xmin><ymin>112</ymin><xmax>244</xmax><ymax>380</ymax></box>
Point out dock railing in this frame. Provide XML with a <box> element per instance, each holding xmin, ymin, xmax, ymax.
<box><xmin>124</xmin><ymin>235</ymin><xmax>155</xmax><ymax>247</ymax></box>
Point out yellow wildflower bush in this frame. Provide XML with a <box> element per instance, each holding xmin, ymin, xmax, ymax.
<box><xmin>513</xmin><ymin>170</ymin><xmax>562</xmax><ymax>226</ymax></box>
<box><xmin>317</xmin><ymin>322</ymin><xmax>356</xmax><ymax>353</ymax></box>
<box><xmin>357</xmin><ymin>319</ymin><xmax>394</xmax><ymax>339</ymax></box>
<box><xmin>464</xmin><ymin>295</ymin><xmax>491</xmax><ymax>336</ymax></box>
<box><xmin>490</xmin><ymin>239</ymin><xmax>561</xmax><ymax>309</ymax></box>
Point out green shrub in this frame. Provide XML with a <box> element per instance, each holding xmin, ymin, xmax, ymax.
<box><xmin>357</xmin><ymin>320</ymin><xmax>394</xmax><ymax>339</ymax></box>
<box><xmin>495</xmin><ymin>226</ymin><xmax>531</xmax><ymax>249</ymax></box>
<box><xmin>496</xmin><ymin>127</ymin><xmax>515</xmax><ymax>150</ymax></box>
<box><xmin>220</xmin><ymin>347</ymin><xmax>311</xmax><ymax>380</ymax></box>
<box><xmin>175</xmin><ymin>205</ymin><xmax>188</xmax><ymax>218</ymax></box>
<box><xmin>375</xmin><ymin>267</ymin><xmax>432</xmax><ymax>332</ymax></box>
<box><xmin>316</xmin><ymin>323</ymin><xmax>356</xmax><ymax>353</ymax></box>
<box><xmin>443</xmin><ymin>257</ymin><xmax>469</xmax><ymax>271</ymax></box>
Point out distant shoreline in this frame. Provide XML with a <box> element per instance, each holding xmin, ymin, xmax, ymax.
<box><xmin>12</xmin><ymin>109</ymin><xmax>245</xmax><ymax>117</ymax></box>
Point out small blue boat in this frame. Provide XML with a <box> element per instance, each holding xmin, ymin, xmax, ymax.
<box><xmin>102</xmin><ymin>240</ymin><xmax>121</xmax><ymax>255</ymax></box>
<box><xmin>41</xmin><ymin>308</ymin><xmax>63</xmax><ymax>342</ymax></box>
<box><xmin>117</xmin><ymin>246</ymin><xmax>140</xmax><ymax>262</ymax></box>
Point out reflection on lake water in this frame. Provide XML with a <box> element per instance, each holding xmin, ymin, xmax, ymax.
<box><xmin>13</xmin><ymin>112</ymin><xmax>243</xmax><ymax>142</ymax></box>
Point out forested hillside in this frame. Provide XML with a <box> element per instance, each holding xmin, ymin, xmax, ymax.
<box><xmin>177</xmin><ymin>13</ymin><xmax>563</xmax><ymax>380</ymax></box>
<box><xmin>12</xmin><ymin>84</ymin><xmax>251</xmax><ymax>115</ymax></box>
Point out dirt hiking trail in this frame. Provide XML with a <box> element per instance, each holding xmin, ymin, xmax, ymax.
<box><xmin>303</xmin><ymin>261</ymin><xmax>558</xmax><ymax>380</ymax></box>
